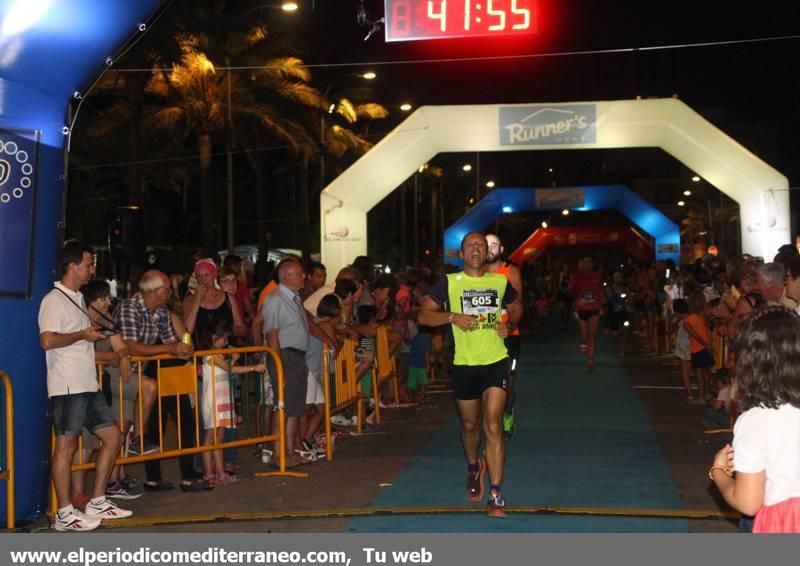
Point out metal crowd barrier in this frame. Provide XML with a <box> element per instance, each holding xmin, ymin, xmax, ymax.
<box><xmin>51</xmin><ymin>345</ymin><xmax>302</xmax><ymax>515</ymax></box>
<box><xmin>0</xmin><ymin>371</ymin><xmax>15</xmax><ymax>529</ymax></box>
<box><xmin>372</xmin><ymin>326</ymin><xmax>400</xmax><ymax>425</ymax></box>
<box><xmin>321</xmin><ymin>339</ymin><xmax>365</xmax><ymax>460</ymax></box>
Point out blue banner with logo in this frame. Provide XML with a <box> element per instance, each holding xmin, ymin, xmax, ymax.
<box><xmin>0</xmin><ymin>129</ymin><xmax>38</xmax><ymax>297</ymax></box>
<box><xmin>499</xmin><ymin>104</ymin><xmax>597</xmax><ymax>146</ymax></box>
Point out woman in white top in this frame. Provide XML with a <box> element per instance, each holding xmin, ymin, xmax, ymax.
<box><xmin>710</xmin><ymin>307</ymin><xmax>800</xmax><ymax>532</ymax></box>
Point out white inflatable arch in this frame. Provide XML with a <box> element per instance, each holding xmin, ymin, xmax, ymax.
<box><xmin>320</xmin><ymin>98</ymin><xmax>789</xmax><ymax>274</ymax></box>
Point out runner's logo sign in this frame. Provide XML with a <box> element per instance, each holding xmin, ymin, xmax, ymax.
<box><xmin>499</xmin><ymin>105</ymin><xmax>597</xmax><ymax>146</ymax></box>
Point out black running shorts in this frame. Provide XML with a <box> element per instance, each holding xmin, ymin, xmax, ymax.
<box><xmin>452</xmin><ymin>358</ymin><xmax>510</xmax><ymax>401</ymax></box>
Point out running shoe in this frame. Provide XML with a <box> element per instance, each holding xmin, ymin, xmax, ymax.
<box><xmin>84</xmin><ymin>498</ymin><xmax>133</xmax><ymax>520</ymax></box>
<box><xmin>487</xmin><ymin>491</ymin><xmax>507</xmax><ymax>519</ymax></box>
<box><xmin>503</xmin><ymin>409</ymin><xmax>515</xmax><ymax>438</ymax></box>
<box><xmin>330</xmin><ymin>414</ymin><xmax>351</xmax><ymax>426</ymax></box>
<box><xmin>126</xmin><ymin>436</ymin><xmax>160</xmax><ymax>456</ymax></box>
<box><xmin>105</xmin><ymin>481</ymin><xmax>143</xmax><ymax>500</ymax></box>
<box><xmin>54</xmin><ymin>507</ymin><xmax>101</xmax><ymax>532</ymax></box>
<box><xmin>466</xmin><ymin>459</ymin><xmax>486</xmax><ymax>503</ymax></box>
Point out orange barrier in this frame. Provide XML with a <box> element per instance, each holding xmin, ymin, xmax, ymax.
<box><xmin>427</xmin><ymin>332</ymin><xmax>447</xmax><ymax>388</ymax></box>
<box><xmin>321</xmin><ymin>339</ymin><xmax>365</xmax><ymax>461</ymax></box>
<box><xmin>52</xmin><ymin>346</ymin><xmax>302</xmax><ymax>515</ymax></box>
<box><xmin>0</xmin><ymin>371</ymin><xmax>15</xmax><ymax>529</ymax></box>
<box><xmin>372</xmin><ymin>326</ymin><xmax>400</xmax><ymax>425</ymax></box>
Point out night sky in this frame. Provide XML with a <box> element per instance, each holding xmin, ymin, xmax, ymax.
<box><xmin>71</xmin><ymin>0</ymin><xmax>800</xmax><ymax>264</ymax></box>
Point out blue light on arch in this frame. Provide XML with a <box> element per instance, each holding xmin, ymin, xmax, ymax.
<box><xmin>443</xmin><ymin>186</ymin><xmax>680</xmax><ymax>267</ymax></box>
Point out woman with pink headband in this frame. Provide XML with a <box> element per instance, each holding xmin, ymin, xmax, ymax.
<box><xmin>183</xmin><ymin>259</ymin><xmax>248</xmax><ymax>343</ymax></box>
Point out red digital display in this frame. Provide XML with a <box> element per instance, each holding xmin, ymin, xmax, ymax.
<box><xmin>384</xmin><ymin>0</ymin><xmax>538</xmax><ymax>42</ymax></box>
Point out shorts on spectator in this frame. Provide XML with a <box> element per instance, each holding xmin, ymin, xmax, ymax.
<box><xmin>306</xmin><ymin>370</ymin><xmax>325</xmax><ymax>405</ymax></box>
<box><xmin>452</xmin><ymin>358</ymin><xmax>509</xmax><ymax>401</ymax></box>
<box><xmin>268</xmin><ymin>348</ymin><xmax>308</xmax><ymax>417</ymax></box>
<box><xmin>51</xmin><ymin>390</ymin><xmax>116</xmax><ymax>437</ymax></box>
<box><xmin>691</xmin><ymin>348</ymin><xmax>714</xmax><ymax>369</ymax></box>
<box><xmin>407</xmin><ymin>366</ymin><xmax>428</xmax><ymax>391</ymax></box>
<box><xmin>108</xmin><ymin>369</ymin><xmax>138</xmax><ymax>426</ymax></box>
<box><xmin>260</xmin><ymin>367</ymin><xmax>275</xmax><ymax>406</ymax></box>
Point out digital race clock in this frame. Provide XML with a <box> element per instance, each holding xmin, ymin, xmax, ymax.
<box><xmin>384</xmin><ymin>0</ymin><xmax>538</xmax><ymax>42</ymax></box>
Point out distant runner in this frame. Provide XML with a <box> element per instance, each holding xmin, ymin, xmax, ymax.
<box><xmin>568</xmin><ymin>256</ymin><xmax>604</xmax><ymax>369</ymax></box>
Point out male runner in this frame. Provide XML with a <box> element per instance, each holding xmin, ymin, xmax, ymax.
<box><xmin>419</xmin><ymin>232</ymin><xmax>521</xmax><ymax>518</ymax></box>
<box><xmin>485</xmin><ymin>234</ymin><xmax>524</xmax><ymax>437</ymax></box>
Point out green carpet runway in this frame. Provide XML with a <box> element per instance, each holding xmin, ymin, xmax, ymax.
<box><xmin>347</xmin><ymin>320</ymin><xmax>690</xmax><ymax>532</ymax></box>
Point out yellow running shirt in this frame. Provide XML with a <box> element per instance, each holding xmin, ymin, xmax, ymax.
<box><xmin>445</xmin><ymin>272</ymin><xmax>511</xmax><ymax>366</ymax></box>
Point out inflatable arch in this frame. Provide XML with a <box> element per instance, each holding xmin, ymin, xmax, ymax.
<box><xmin>0</xmin><ymin>0</ymin><xmax>163</xmax><ymax>523</ymax></box>
<box><xmin>320</xmin><ymin>99</ymin><xmax>789</xmax><ymax>275</ymax></box>
<box><xmin>508</xmin><ymin>226</ymin><xmax>654</xmax><ymax>266</ymax></box>
<box><xmin>442</xmin><ymin>186</ymin><xmax>679</xmax><ymax>267</ymax></box>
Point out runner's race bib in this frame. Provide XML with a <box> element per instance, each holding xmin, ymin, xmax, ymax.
<box><xmin>461</xmin><ymin>289</ymin><xmax>500</xmax><ymax>316</ymax></box>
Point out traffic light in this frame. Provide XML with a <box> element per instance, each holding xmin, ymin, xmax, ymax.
<box><xmin>109</xmin><ymin>206</ymin><xmax>145</xmax><ymax>259</ymax></box>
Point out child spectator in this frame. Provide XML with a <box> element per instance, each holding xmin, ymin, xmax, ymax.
<box><xmin>710</xmin><ymin>307</ymin><xmax>800</xmax><ymax>532</ymax></box>
<box><xmin>672</xmin><ymin>299</ymin><xmax>699</xmax><ymax>404</ymax></box>
<box><xmin>301</xmin><ymin>294</ymin><xmax>341</xmax><ymax>459</ymax></box>
<box><xmin>408</xmin><ymin>329</ymin><xmax>433</xmax><ymax>403</ymax></box>
<box><xmin>684</xmin><ymin>292</ymin><xmax>713</xmax><ymax>401</ymax></box>
<box><xmin>353</xmin><ymin>304</ymin><xmax>379</xmax><ymax>384</ymax></box>
<box><xmin>198</xmin><ymin>319</ymin><xmax>265</xmax><ymax>485</ymax></box>
<box><xmin>703</xmin><ymin>369</ymin><xmax>732</xmax><ymax>429</ymax></box>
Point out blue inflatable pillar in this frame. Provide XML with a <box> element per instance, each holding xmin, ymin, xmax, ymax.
<box><xmin>0</xmin><ymin>0</ymin><xmax>163</xmax><ymax>524</ymax></box>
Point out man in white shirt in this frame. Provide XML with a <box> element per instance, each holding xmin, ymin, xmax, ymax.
<box><xmin>38</xmin><ymin>241</ymin><xmax>132</xmax><ymax>531</ymax></box>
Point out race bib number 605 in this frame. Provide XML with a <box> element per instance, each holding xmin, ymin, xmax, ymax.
<box><xmin>461</xmin><ymin>289</ymin><xmax>500</xmax><ymax>316</ymax></box>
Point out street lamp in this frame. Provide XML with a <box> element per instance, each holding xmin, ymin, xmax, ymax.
<box><xmin>400</xmin><ymin>103</ymin><xmax>413</xmax><ymax>112</ymax></box>
<box><xmin>462</xmin><ymin>163</ymin><xmax>472</xmax><ymax>172</ymax></box>
<box><xmin>683</xmin><ymin>190</ymin><xmax>692</xmax><ymax>196</ymax></box>
<box><xmin>561</xmin><ymin>209</ymin><xmax>570</xmax><ymax>216</ymax></box>
<box><xmin>362</xmin><ymin>71</ymin><xmax>377</xmax><ymax>80</ymax></box>
<box><xmin>692</xmin><ymin>175</ymin><xmax>701</xmax><ymax>182</ymax></box>
<box><xmin>486</xmin><ymin>180</ymin><xmax>495</xmax><ymax>188</ymax></box>
<box><xmin>281</xmin><ymin>2</ymin><xmax>298</xmax><ymax>12</ymax></box>
<box><xmin>677</xmin><ymin>200</ymin><xmax>685</xmax><ymax>207</ymax></box>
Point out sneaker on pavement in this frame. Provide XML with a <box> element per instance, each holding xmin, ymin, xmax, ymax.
<box><xmin>487</xmin><ymin>491</ymin><xmax>507</xmax><ymax>518</ymax></box>
<box><xmin>503</xmin><ymin>409</ymin><xmax>515</xmax><ymax>438</ymax></box>
<box><xmin>466</xmin><ymin>458</ymin><xmax>486</xmax><ymax>503</ymax></box>
<box><xmin>106</xmin><ymin>481</ymin><xmax>143</xmax><ymax>500</ymax></box>
<box><xmin>295</xmin><ymin>448</ymin><xmax>317</xmax><ymax>462</ymax></box>
<box><xmin>365</xmin><ymin>411</ymin><xmax>376</xmax><ymax>426</ymax></box>
<box><xmin>330</xmin><ymin>414</ymin><xmax>350</xmax><ymax>426</ymax></box>
<box><xmin>84</xmin><ymin>498</ymin><xmax>133</xmax><ymax>520</ymax></box>
<box><xmin>126</xmin><ymin>436</ymin><xmax>160</xmax><ymax>456</ymax></box>
<box><xmin>120</xmin><ymin>476</ymin><xmax>138</xmax><ymax>490</ymax></box>
<box><xmin>55</xmin><ymin>507</ymin><xmax>101</xmax><ymax>532</ymax></box>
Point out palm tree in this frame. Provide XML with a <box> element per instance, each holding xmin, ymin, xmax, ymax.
<box><xmin>144</xmin><ymin>32</ymin><xmax>327</xmax><ymax>252</ymax></box>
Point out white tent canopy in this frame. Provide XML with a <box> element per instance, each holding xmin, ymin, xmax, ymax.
<box><xmin>320</xmin><ymin>98</ymin><xmax>789</xmax><ymax>274</ymax></box>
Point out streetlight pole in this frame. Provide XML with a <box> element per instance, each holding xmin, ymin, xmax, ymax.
<box><xmin>413</xmin><ymin>173</ymin><xmax>419</xmax><ymax>264</ymax></box>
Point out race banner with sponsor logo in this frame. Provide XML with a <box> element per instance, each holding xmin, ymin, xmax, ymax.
<box><xmin>0</xmin><ymin>129</ymin><xmax>39</xmax><ymax>297</ymax></box>
<box><xmin>499</xmin><ymin>104</ymin><xmax>597</xmax><ymax>146</ymax></box>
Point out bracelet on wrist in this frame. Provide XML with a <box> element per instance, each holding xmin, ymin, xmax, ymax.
<box><xmin>448</xmin><ymin>313</ymin><xmax>454</xmax><ymax>324</ymax></box>
<box><xmin>708</xmin><ymin>465</ymin><xmax>733</xmax><ymax>480</ymax></box>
